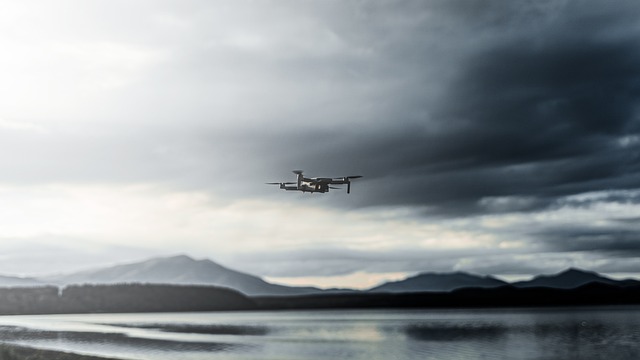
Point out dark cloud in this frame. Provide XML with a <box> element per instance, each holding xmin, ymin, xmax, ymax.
<box><xmin>591</xmin><ymin>258</ymin><xmax>640</xmax><ymax>274</ymax></box>
<box><xmin>233</xmin><ymin>0</ymin><xmax>640</xmax><ymax>217</ymax></box>
<box><xmin>2</xmin><ymin>0</ymin><xmax>640</xmax><ymax>283</ymax></box>
<box><xmin>8</xmin><ymin>1</ymin><xmax>640</xmax><ymax>219</ymax></box>
<box><xmin>536</xmin><ymin>228</ymin><xmax>640</xmax><ymax>255</ymax></box>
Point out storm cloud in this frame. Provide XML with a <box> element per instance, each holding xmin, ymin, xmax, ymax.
<box><xmin>1</xmin><ymin>0</ymin><xmax>640</xmax><ymax>282</ymax></box>
<box><xmin>234</xmin><ymin>0</ymin><xmax>640</xmax><ymax>217</ymax></box>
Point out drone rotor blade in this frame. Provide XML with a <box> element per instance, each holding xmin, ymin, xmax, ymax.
<box><xmin>292</xmin><ymin>170</ymin><xmax>304</xmax><ymax>175</ymax></box>
<box><xmin>347</xmin><ymin>175</ymin><xmax>363</xmax><ymax>179</ymax></box>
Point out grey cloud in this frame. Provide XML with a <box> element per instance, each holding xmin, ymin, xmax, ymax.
<box><xmin>3</xmin><ymin>0</ymin><xmax>640</xmax><ymax>281</ymax></box>
<box><xmin>230</xmin><ymin>247</ymin><xmax>525</xmax><ymax>278</ymax></box>
<box><xmin>231</xmin><ymin>245</ymin><xmax>640</xmax><ymax>279</ymax></box>
<box><xmin>591</xmin><ymin>258</ymin><xmax>640</xmax><ymax>274</ymax></box>
<box><xmin>240</xmin><ymin>235</ymin><xmax>640</xmax><ymax>277</ymax></box>
<box><xmin>3</xmin><ymin>1</ymin><xmax>640</xmax><ymax>216</ymax></box>
<box><xmin>0</xmin><ymin>235</ymin><xmax>167</xmax><ymax>276</ymax></box>
<box><xmin>536</xmin><ymin>228</ymin><xmax>640</xmax><ymax>255</ymax></box>
<box><xmin>225</xmin><ymin>0</ymin><xmax>640</xmax><ymax>217</ymax></box>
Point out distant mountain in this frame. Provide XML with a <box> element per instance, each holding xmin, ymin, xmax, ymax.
<box><xmin>42</xmin><ymin>255</ymin><xmax>324</xmax><ymax>296</ymax></box>
<box><xmin>512</xmin><ymin>268</ymin><xmax>638</xmax><ymax>289</ymax></box>
<box><xmin>368</xmin><ymin>272</ymin><xmax>508</xmax><ymax>293</ymax></box>
<box><xmin>0</xmin><ymin>275</ymin><xmax>43</xmax><ymax>287</ymax></box>
<box><xmin>29</xmin><ymin>257</ymin><xmax>640</xmax><ymax>297</ymax></box>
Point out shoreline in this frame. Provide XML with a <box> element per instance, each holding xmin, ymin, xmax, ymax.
<box><xmin>0</xmin><ymin>343</ymin><xmax>122</xmax><ymax>360</ymax></box>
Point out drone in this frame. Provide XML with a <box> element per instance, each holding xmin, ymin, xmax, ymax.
<box><xmin>267</xmin><ymin>170</ymin><xmax>363</xmax><ymax>194</ymax></box>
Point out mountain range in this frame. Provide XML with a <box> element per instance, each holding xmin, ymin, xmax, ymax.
<box><xmin>41</xmin><ymin>255</ymin><xmax>323</xmax><ymax>296</ymax></box>
<box><xmin>512</xmin><ymin>268</ymin><xmax>640</xmax><ymax>289</ymax></box>
<box><xmin>368</xmin><ymin>272</ymin><xmax>508</xmax><ymax>293</ymax></box>
<box><xmin>2</xmin><ymin>255</ymin><xmax>638</xmax><ymax>296</ymax></box>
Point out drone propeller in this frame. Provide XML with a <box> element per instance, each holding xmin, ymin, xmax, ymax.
<box><xmin>292</xmin><ymin>170</ymin><xmax>304</xmax><ymax>175</ymax></box>
<box><xmin>347</xmin><ymin>176</ymin><xmax>363</xmax><ymax>179</ymax></box>
<box><xmin>266</xmin><ymin>182</ymin><xmax>296</xmax><ymax>185</ymax></box>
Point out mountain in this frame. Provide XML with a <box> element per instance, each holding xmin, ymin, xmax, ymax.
<box><xmin>32</xmin><ymin>257</ymin><xmax>640</xmax><ymax>297</ymax></box>
<box><xmin>0</xmin><ymin>275</ymin><xmax>43</xmax><ymax>287</ymax></box>
<box><xmin>512</xmin><ymin>268</ymin><xmax>636</xmax><ymax>289</ymax></box>
<box><xmin>42</xmin><ymin>255</ymin><xmax>324</xmax><ymax>296</ymax></box>
<box><xmin>368</xmin><ymin>272</ymin><xmax>508</xmax><ymax>293</ymax></box>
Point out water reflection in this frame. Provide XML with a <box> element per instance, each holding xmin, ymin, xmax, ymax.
<box><xmin>401</xmin><ymin>309</ymin><xmax>640</xmax><ymax>360</ymax></box>
<box><xmin>529</xmin><ymin>317</ymin><xmax>640</xmax><ymax>360</ymax></box>
<box><xmin>0</xmin><ymin>307</ymin><xmax>638</xmax><ymax>360</ymax></box>
<box><xmin>104</xmin><ymin>323</ymin><xmax>269</xmax><ymax>336</ymax></box>
<box><xmin>405</xmin><ymin>323</ymin><xmax>507</xmax><ymax>341</ymax></box>
<box><xmin>0</xmin><ymin>325</ymin><xmax>243</xmax><ymax>352</ymax></box>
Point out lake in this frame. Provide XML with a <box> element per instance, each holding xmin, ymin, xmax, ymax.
<box><xmin>0</xmin><ymin>306</ymin><xmax>638</xmax><ymax>359</ymax></box>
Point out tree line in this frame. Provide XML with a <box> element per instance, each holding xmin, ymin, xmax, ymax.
<box><xmin>0</xmin><ymin>284</ymin><xmax>256</xmax><ymax>315</ymax></box>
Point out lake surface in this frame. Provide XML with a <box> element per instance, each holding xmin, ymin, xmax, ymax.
<box><xmin>0</xmin><ymin>306</ymin><xmax>639</xmax><ymax>359</ymax></box>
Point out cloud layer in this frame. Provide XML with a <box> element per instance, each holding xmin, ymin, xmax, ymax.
<box><xmin>0</xmin><ymin>1</ymin><xmax>639</xmax><ymax>283</ymax></box>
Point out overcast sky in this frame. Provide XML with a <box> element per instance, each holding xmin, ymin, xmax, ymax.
<box><xmin>1</xmin><ymin>0</ymin><xmax>639</xmax><ymax>288</ymax></box>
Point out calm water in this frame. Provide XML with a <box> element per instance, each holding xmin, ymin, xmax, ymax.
<box><xmin>0</xmin><ymin>307</ymin><xmax>639</xmax><ymax>359</ymax></box>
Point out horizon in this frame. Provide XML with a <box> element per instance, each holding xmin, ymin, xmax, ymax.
<box><xmin>4</xmin><ymin>253</ymin><xmax>640</xmax><ymax>291</ymax></box>
<box><xmin>1</xmin><ymin>1</ymin><xmax>639</xmax><ymax>289</ymax></box>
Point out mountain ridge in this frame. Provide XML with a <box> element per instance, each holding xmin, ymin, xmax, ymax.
<box><xmin>368</xmin><ymin>271</ymin><xmax>508</xmax><ymax>293</ymax></box>
<box><xmin>23</xmin><ymin>255</ymin><xmax>640</xmax><ymax>295</ymax></box>
<box><xmin>512</xmin><ymin>267</ymin><xmax>640</xmax><ymax>289</ymax></box>
<box><xmin>42</xmin><ymin>254</ymin><xmax>324</xmax><ymax>296</ymax></box>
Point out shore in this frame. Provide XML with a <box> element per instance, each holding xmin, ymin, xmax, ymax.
<box><xmin>0</xmin><ymin>344</ymin><xmax>120</xmax><ymax>360</ymax></box>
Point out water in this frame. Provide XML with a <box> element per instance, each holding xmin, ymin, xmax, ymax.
<box><xmin>0</xmin><ymin>306</ymin><xmax>639</xmax><ymax>359</ymax></box>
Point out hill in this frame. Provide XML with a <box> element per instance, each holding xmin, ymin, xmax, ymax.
<box><xmin>368</xmin><ymin>272</ymin><xmax>508</xmax><ymax>293</ymax></box>
<box><xmin>255</xmin><ymin>282</ymin><xmax>640</xmax><ymax>310</ymax></box>
<box><xmin>512</xmin><ymin>268</ymin><xmax>638</xmax><ymax>289</ymax></box>
<box><xmin>38</xmin><ymin>256</ymin><xmax>640</xmax><ymax>296</ymax></box>
<box><xmin>43</xmin><ymin>255</ymin><xmax>323</xmax><ymax>296</ymax></box>
<box><xmin>0</xmin><ymin>284</ymin><xmax>255</xmax><ymax>315</ymax></box>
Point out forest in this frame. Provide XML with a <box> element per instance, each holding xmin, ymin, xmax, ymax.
<box><xmin>0</xmin><ymin>281</ymin><xmax>640</xmax><ymax>315</ymax></box>
<box><xmin>0</xmin><ymin>284</ymin><xmax>255</xmax><ymax>315</ymax></box>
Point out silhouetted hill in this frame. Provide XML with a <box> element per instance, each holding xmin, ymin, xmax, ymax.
<box><xmin>0</xmin><ymin>257</ymin><xmax>637</xmax><ymax>315</ymax></box>
<box><xmin>1</xmin><ymin>281</ymin><xmax>639</xmax><ymax>315</ymax></box>
<box><xmin>512</xmin><ymin>268</ymin><xmax>635</xmax><ymax>289</ymax></box>
<box><xmin>44</xmin><ymin>255</ymin><xmax>324</xmax><ymax>296</ymax></box>
<box><xmin>35</xmin><ymin>256</ymin><xmax>640</xmax><ymax>297</ymax></box>
<box><xmin>0</xmin><ymin>284</ymin><xmax>256</xmax><ymax>315</ymax></box>
<box><xmin>256</xmin><ymin>282</ymin><xmax>640</xmax><ymax>310</ymax></box>
<box><xmin>368</xmin><ymin>272</ymin><xmax>508</xmax><ymax>293</ymax></box>
<box><xmin>59</xmin><ymin>284</ymin><xmax>256</xmax><ymax>313</ymax></box>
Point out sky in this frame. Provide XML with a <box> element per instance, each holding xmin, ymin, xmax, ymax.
<box><xmin>1</xmin><ymin>0</ymin><xmax>640</xmax><ymax>289</ymax></box>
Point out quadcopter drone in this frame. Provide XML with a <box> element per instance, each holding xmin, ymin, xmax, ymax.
<box><xmin>267</xmin><ymin>170</ymin><xmax>362</xmax><ymax>194</ymax></box>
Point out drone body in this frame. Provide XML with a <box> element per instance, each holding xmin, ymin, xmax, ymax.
<box><xmin>267</xmin><ymin>170</ymin><xmax>362</xmax><ymax>194</ymax></box>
